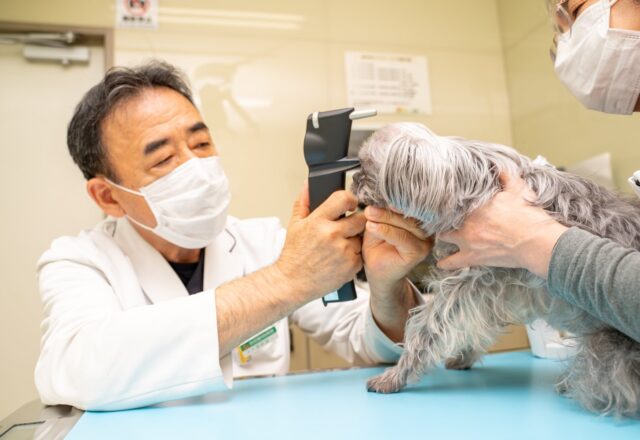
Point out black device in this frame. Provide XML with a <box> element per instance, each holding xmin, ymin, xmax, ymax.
<box><xmin>303</xmin><ymin>107</ymin><xmax>377</xmax><ymax>306</ymax></box>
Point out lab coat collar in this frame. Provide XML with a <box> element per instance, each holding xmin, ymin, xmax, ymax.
<box><xmin>203</xmin><ymin>225</ymin><xmax>245</xmax><ymax>291</ymax></box>
<box><xmin>113</xmin><ymin>217</ymin><xmax>245</xmax><ymax>304</ymax></box>
<box><xmin>113</xmin><ymin>217</ymin><xmax>188</xmax><ymax>303</ymax></box>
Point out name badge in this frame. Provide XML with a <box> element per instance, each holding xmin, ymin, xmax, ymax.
<box><xmin>235</xmin><ymin>326</ymin><xmax>277</xmax><ymax>365</ymax></box>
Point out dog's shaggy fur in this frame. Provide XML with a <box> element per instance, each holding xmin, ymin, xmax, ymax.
<box><xmin>351</xmin><ymin>122</ymin><xmax>640</xmax><ymax>418</ymax></box>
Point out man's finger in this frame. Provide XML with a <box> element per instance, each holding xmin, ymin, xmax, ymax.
<box><xmin>337</xmin><ymin>212</ymin><xmax>367</xmax><ymax>237</ymax></box>
<box><xmin>436</xmin><ymin>252</ymin><xmax>468</xmax><ymax>271</ymax></box>
<box><xmin>346</xmin><ymin>236</ymin><xmax>362</xmax><ymax>255</ymax></box>
<box><xmin>437</xmin><ymin>230</ymin><xmax>460</xmax><ymax>246</ymax></box>
<box><xmin>311</xmin><ymin>190</ymin><xmax>358</xmax><ymax>221</ymax></box>
<box><xmin>366</xmin><ymin>221</ymin><xmax>427</xmax><ymax>255</ymax></box>
<box><xmin>498</xmin><ymin>171</ymin><xmax>529</xmax><ymax>195</ymax></box>
<box><xmin>292</xmin><ymin>181</ymin><xmax>310</xmax><ymax>220</ymax></box>
<box><xmin>498</xmin><ymin>171</ymin><xmax>537</xmax><ymax>204</ymax></box>
<box><xmin>364</xmin><ymin>206</ymin><xmax>428</xmax><ymax>240</ymax></box>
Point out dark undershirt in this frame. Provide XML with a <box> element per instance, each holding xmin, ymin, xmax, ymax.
<box><xmin>168</xmin><ymin>250</ymin><xmax>205</xmax><ymax>295</ymax></box>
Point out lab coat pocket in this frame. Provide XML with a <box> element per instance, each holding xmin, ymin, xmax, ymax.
<box><xmin>233</xmin><ymin>319</ymin><xmax>289</xmax><ymax>376</ymax></box>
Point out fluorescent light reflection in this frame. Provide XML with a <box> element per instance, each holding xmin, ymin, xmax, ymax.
<box><xmin>160</xmin><ymin>7</ymin><xmax>305</xmax><ymax>30</ymax></box>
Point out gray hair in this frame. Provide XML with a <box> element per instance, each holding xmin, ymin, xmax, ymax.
<box><xmin>67</xmin><ymin>60</ymin><xmax>194</xmax><ymax>181</ymax></box>
<box><xmin>352</xmin><ymin>123</ymin><xmax>525</xmax><ymax>235</ymax></box>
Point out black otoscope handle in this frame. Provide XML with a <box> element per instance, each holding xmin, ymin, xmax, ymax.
<box><xmin>303</xmin><ymin>108</ymin><xmax>376</xmax><ymax>306</ymax></box>
<box><xmin>308</xmin><ymin>170</ymin><xmax>358</xmax><ymax>306</ymax></box>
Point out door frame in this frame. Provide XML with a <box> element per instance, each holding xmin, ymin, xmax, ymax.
<box><xmin>0</xmin><ymin>21</ymin><xmax>113</xmax><ymax>70</ymax></box>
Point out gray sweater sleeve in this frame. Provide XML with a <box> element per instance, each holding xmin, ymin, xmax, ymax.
<box><xmin>547</xmin><ymin>227</ymin><xmax>640</xmax><ymax>342</ymax></box>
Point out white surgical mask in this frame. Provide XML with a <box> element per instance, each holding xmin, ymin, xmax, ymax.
<box><xmin>554</xmin><ymin>0</ymin><xmax>640</xmax><ymax>114</ymax></box>
<box><xmin>108</xmin><ymin>156</ymin><xmax>231</xmax><ymax>249</ymax></box>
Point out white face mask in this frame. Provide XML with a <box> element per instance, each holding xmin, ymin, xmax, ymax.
<box><xmin>554</xmin><ymin>0</ymin><xmax>640</xmax><ymax>114</ymax></box>
<box><xmin>108</xmin><ymin>156</ymin><xmax>231</xmax><ymax>249</ymax></box>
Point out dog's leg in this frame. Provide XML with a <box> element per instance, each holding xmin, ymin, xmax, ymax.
<box><xmin>365</xmin><ymin>295</ymin><xmax>437</xmax><ymax>394</ymax></box>
<box><xmin>366</xmin><ymin>291</ymin><xmax>451</xmax><ymax>394</ymax></box>
<box><xmin>366</xmin><ymin>302</ymin><xmax>489</xmax><ymax>393</ymax></box>
<box><xmin>445</xmin><ymin>348</ymin><xmax>482</xmax><ymax>370</ymax></box>
<box><xmin>366</xmin><ymin>349</ymin><xmax>417</xmax><ymax>394</ymax></box>
<box><xmin>558</xmin><ymin>328</ymin><xmax>640</xmax><ymax>418</ymax></box>
<box><xmin>366</xmin><ymin>266</ymin><xmax>526</xmax><ymax>394</ymax></box>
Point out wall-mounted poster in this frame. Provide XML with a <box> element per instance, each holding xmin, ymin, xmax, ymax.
<box><xmin>345</xmin><ymin>51</ymin><xmax>431</xmax><ymax>115</ymax></box>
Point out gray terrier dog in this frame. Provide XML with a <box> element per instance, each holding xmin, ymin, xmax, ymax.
<box><xmin>352</xmin><ymin>122</ymin><xmax>640</xmax><ymax>418</ymax></box>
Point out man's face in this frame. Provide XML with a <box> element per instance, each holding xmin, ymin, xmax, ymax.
<box><xmin>100</xmin><ymin>86</ymin><xmax>218</xmax><ymax>227</ymax></box>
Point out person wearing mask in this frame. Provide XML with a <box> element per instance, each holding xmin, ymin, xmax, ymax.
<box><xmin>35</xmin><ymin>61</ymin><xmax>432</xmax><ymax>411</ymax></box>
<box><xmin>437</xmin><ymin>0</ymin><xmax>640</xmax><ymax>342</ymax></box>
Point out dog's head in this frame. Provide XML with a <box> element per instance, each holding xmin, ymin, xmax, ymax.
<box><xmin>351</xmin><ymin>123</ymin><xmax>527</xmax><ymax>234</ymax></box>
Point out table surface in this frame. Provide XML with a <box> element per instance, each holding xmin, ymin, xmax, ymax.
<box><xmin>66</xmin><ymin>351</ymin><xmax>640</xmax><ymax>440</ymax></box>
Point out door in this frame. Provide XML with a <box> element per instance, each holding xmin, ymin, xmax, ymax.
<box><xmin>0</xmin><ymin>34</ymin><xmax>105</xmax><ymax>419</ymax></box>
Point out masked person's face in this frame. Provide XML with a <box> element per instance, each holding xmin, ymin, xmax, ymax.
<box><xmin>551</xmin><ymin>0</ymin><xmax>640</xmax><ymax>114</ymax></box>
<box><xmin>95</xmin><ymin>87</ymin><xmax>231</xmax><ymax>249</ymax></box>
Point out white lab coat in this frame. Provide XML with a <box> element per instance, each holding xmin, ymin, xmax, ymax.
<box><xmin>35</xmin><ymin>216</ymin><xmax>408</xmax><ymax>411</ymax></box>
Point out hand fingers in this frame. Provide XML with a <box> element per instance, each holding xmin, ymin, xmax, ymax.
<box><xmin>498</xmin><ymin>171</ymin><xmax>533</xmax><ymax>197</ymax></box>
<box><xmin>498</xmin><ymin>171</ymin><xmax>524</xmax><ymax>193</ymax></box>
<box><xmin>364</xmin><ymin>206</ymin><xmax>428</xmax><ymax>240</ymax></box>
<box><xmin>346</xmin><ymin>236</ymin><xmax>363</xmax><ymax>255</ymax></box>
<box><xmin>436</xmin><ymin>252</ymin><xmax>469</xmax><ymax>271</ymax></box>
<box><xmin>292</xmin><ymin>181</ymin><xmax>310</xmax><ymax>220</ymax></box>
<box><xmin>311</xmin><ymin>190</ymin><xmax>358</xmax><ymax>221</ymax></box>
<box><xmin>337</xmin><ymin>212</ymin><xmax>367</xmax><ymax>237</ymax></box>
<box><xmin>498</xmin><ymin>171</ymin><xmax>537</xmax><ymax>204</ymax></box>
<box><xmin>437</xmin><ymin>230</ymin><xmax>460</xmax><ymax>246</ymax></box>
<box><xmin>366</xmin><ymin>221</ymin><xmax>431</xmax><ymax>256</ymax></box>
<box><xmin>347</xmin><ymin>236</ymin><xmax>364</xmax><ymax>273</ymax></box>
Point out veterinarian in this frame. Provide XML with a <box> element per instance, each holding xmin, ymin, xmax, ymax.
<box><xmin>34</xmin><ymin>61</ymin><xmax>433</xmax><ymax>411</ymax></box>
<box><xmin>438</xmin><ymin>0</ymin><xmax>640</xmax><ymax>342</ymax></box>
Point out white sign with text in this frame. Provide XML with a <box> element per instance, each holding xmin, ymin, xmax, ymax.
<box><xmin>345</xmin><ymin>51</ymin><xmax>431</xmax><ymax>115</ymax></box>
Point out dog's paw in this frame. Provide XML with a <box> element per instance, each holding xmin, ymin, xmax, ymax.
<box><xmin>366</xmin><ymin>370</ymin><xmax>406</xmax><ymax>394</ymax></box>
<box><xmin>444</xmin><ymin>349</ymin><xmax>479</xmax><ymax>370</ymax></box>
<box><xmin>555</xmin><ymin>380</ymin><xmax>569</xmax><ymax>395</ymax></box>
<box><xmin>444</xmin><ymin>357</ymin><xmax>473</xmax><ymax>370</ymax></box>
<box><xmin>444</xmin><ymin>354</ymin><xmax>476</xmax><ymax>370</ymax></box>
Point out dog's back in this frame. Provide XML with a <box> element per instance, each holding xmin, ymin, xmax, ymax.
<box><xmin>524</xmin><ymin>158</ymin><xmax>640</xmax><ymax>250</ymax></box>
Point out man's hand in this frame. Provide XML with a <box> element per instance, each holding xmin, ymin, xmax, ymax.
<box><xmin>362</xmin><ymin>206</ymin><xmax>433</xmax><ymax>342</ymax></box>
<box><xmin>216</xmin><ymin>184</ymin><xmax>365</xmax><ymax>356</ymax></box>
<box><xmin>275</xmin><ymin>184</ymin><xmax>366</xmax><ymax>301</ymax></box>
<box><xmin>437</xmin><ymin>173</ymin><xmax>568</xmax><ymax>279</ymax></box>
<box><xmin>363</xmin><ymin>207</ymin><xmax>432</xmax><ymax>289</ymax></box>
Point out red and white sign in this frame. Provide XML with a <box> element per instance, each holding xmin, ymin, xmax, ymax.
<box><xmin>116</xmin><ymin>0</ymin><xmax>158</xmax><ymax>29</ymax></box>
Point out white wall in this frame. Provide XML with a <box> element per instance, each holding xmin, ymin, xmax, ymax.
<box><xmin>114</xmin><ymin>0</ymin><xmax>513</xmax><ymax>225</ymax></box>
<box><xmin>497</xmin><ymin>0</ymin><xmax>640</xmax><ymax>190</ymax></box>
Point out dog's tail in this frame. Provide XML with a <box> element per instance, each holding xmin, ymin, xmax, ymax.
<box><xmin>558</xmin><ymin>328</ymin><xmax>640</xmax><ymax>418</ymax></box>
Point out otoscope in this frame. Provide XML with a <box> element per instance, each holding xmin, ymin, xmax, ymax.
<box><xmin>303</xmin><ymin>107</ymin><xmax>377</xmax><ymax>306</ymax></box>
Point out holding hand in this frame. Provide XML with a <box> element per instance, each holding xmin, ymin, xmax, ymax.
<box><xmin>363</xmin><ymin>206</ymin><xmax>433</xmax><ymax>342</ymax></box>
<box><xmin>437</xmin><ymin>173</ymin><xmax>568</xmax><ymax>279</ymax></box>
<box><xmin>275</xmin><ymin>184</ymin><xmax>366</xmax><ymax>301</ymax></box>
<box><xmin>363</xmin><ymin>207</ymin><xmax>433</xmax><ymax>290</ymax></box>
